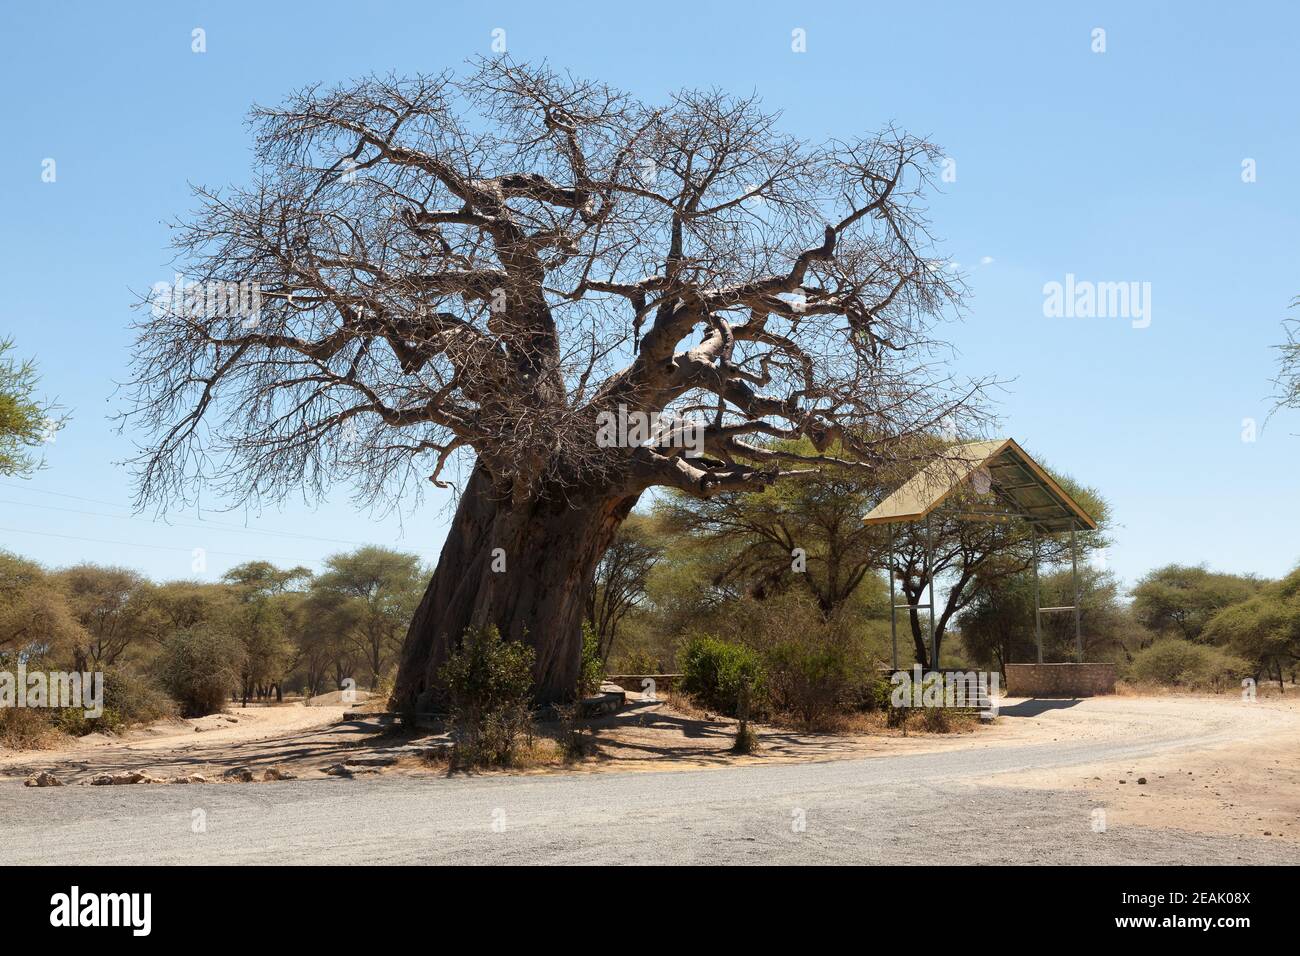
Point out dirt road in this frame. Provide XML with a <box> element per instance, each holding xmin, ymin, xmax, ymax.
<box><xmin>2</xmin><ymin>694</ymin><xmax>1297</xmax><ymax>864</ymax></box>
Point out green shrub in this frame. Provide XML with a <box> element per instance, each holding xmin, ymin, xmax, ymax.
<box><xmin>55</xmin><ymin>669</ymin><xmax>174</xmax><ymax>736</ymax></box>
<box><xmin>764</xmin><ymin>639</ymin><xmax>859</xmax><ymax>728</ymax></box>
<box><xmin>609</xmin><ymin>649</ymin><xmax>660</xmax><ymax>675</ymax></box>
<box><xmin>155</xmin><ymin>626</ymin><xmax>246</xmax><ymax>717</ymax></box>
<box><xmin>679</xmin><ymin>634</ymin><xmax>765</xmax><ymax>716</ymax></box>
<box><xmin>1128</xmin><ymin>640</ymin><xmax>1251</xmax><ymax>691</ymax></box>
<box><xmin>438</xmin><ymin>624</ymin><xmax>535</xmax><ymax>768</ymax></box>
<box><xmin>859</xmin><ymin>674</ymin><xmax>895</xmax><ymax>712</ymax></box>
<box><xmin>576</xmin><ymin>622</ymin><xmax>604</xmax><ymax>698</ymax></box>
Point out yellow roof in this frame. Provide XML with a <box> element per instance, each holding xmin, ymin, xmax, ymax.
<box><xmin>861</xmin><ymin>438</ymin><xmax>1097</xmax><ymax>532</ymax></box>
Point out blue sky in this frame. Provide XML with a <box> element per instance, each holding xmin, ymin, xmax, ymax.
<box><xmin>1</xmin><ymin>0</ymin><xmax>1297</xmax><ymax>588</ymax></box>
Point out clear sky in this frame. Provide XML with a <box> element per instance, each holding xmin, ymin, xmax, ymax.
<box><xmin>1</xmin><ymin>0</ymin><xmax>1297</xmax><ymax>588</ymax></box>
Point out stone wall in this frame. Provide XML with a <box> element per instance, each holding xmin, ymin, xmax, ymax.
<box><xmin>1004</xmin><ymin>662</ymin><xmax>1117</xmax><ymax>697</ymax></box>
<box><xmin>605</xmin><ymin>674</ymin><xmax>681</xmax><ymax>696</ymax></box>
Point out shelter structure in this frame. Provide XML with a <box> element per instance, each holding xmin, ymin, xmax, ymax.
<box><xmin>862</xmin><ymin>438</ymin><xmax>1098</xmax><ymax>669</ymax></box>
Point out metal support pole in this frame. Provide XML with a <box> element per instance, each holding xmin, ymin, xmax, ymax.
<box><xmin>1032</xmin><ymin>524</ymin><xmax>1042</xmax><ymax>664</ymax></box>
<box><xmin>888</xmin><ymin>524</ymin><xmax>898</xmax><ymax>670</ymax></box>
<box><xmin>1071</xmin><ymin>520</ymin><xmax>1082</xmax><ymax>662</ymax></box>
<box><xmin>926</xmin><ymin>512</ymin><xmax>937</xmax><ymax>669</ymax></box>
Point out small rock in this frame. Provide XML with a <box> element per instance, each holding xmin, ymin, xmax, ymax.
<box><xmin>323</xmin><ymin>763</ymin><xmax>377</xmax><ymax>777</ymax></box>
<box><xmin>261</xmin><ymin>766</ymin><xmax>296</xmax><ymax>781</ymax></box>
<box><xmin>89</xmin><ymin>770</ymin><xmax>161</xmax><ymax>786</ymax></box>
<box><xmin>170</xmin><ymin>773</ymin><xmax>208</xmax><ymax>784</ymax></box>
<box><xmin>223</xmin><ymin>766</ymin><xmax>256</xmax><ymax>783</ymax></box>
<box><xmin>1137</xmin><ymin>777</ymin><xmax>1147</xmax><ymax>785</ymax></box>
<box><xmin>24</xmin><ymin>771</ymin><xmax>63</xmax><ymax>787</ymax></box>
<box><xmin>1118</xmin><ymin>779</ymin><xmax>1126</xmax><ymax>784</ymax></box>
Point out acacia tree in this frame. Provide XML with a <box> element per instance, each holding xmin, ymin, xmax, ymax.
<box><xmin>1130</xmin><ymin>564</ymin><xmax>1259</xmax><ymax>643</ymax></box>
<box><xmin>124</xmin><ymin>60</ymin><xmax>981</xmax><ymax>706</ymax></box>
<box><xmin>57</xmin><ymin>565</ymin><xmax>154</xmax><ymax>670</ymax></box>
<box><xmin>1</xmin><ymin>338</ymin><xmax>62</xmax><ymax>477</ymax></box>
<box><xmin>656</xmin><ymin>439</ymin><xmax>884</xmax><ymax>617</ymax></box>
<box><xmin>586</xmin><ymin>515</ymin><xmax>663</xmax><ymax>664</ymax></box>
<box><xmin>313</xmin><ymin>546</ymin><xmax>424</xmax><ymax>685</ymax></box>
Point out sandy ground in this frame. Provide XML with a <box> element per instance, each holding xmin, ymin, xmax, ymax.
<box><xmin>0</xmin><ymin>695</ymin><xmax>971</xmax><ymax>782</ymax></box>
<box><xmin>0</xmin><ymin>703</ymin><xmax>354</xmax><ymax>781</ymax></box>
<box><xmin>4</xmin><ymin>692</ymin><xmax>1300</xmax><ymax>864</ymax></box>
<box><xmin>4</xmin><ymin>693</ymin><xmax>1298</xmax><ymax>850</ymax></box>
<box><xmin>991</xmin><ymin>696</ymin><xmax>1300</xmax><ymax>843</ymax></box>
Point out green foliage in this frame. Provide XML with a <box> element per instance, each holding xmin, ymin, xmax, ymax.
<box><xmin>0</xmin><ymin>550</ymin><xmax>86</xmax><ymax>660</ymax></box>
<box><xmin>0</xmin><ymin>338</ymin><xmax>59</xmax><ymax>478</ymax></box>
<box><xmin>154</xmin><ymin>625</ymin><xmax>246</xmax><ymax>716</ymax></box>
<box><xmin>0</xmin><ymin>545</ymin><xmax>422</xmax><ymax>720</ymax></box>
<box><xmin>961</xmin><ymin>566</ymin><xmax>1136</xmax><ymax>668</ymax></box>
<box><xmin>764</xmin><ymin>638</ymin><xmax>860</xmax><ymax>727</ymax></box>
<box><xmin>654</xmin><ymin>437</ymin><xmax>884</xmax><ymax>619</ymax></box>
<box><xmin>1131</xmin><ymin>564</ymin><xmax>1260</xmax><ymax>643</ymax></box>
<box><xmin>1201</xmin><ymin>565</ymin><xmax>1300</xmax><ymax>678</ymax></box>
<box><xmin>314</xmin><ymin>546</ymin><xmax>425</xmax><ymax>684</ymax></box>
<box><xmin>608</xmin><ymin>648</ymin><xmax>661</xmax><ymax>674</ymax></box>
<box><xmin>1127</xmin><ymin>640</ymin><xmax>1251</xmax><ymax>691</ymax></box>
<box><xmin>577</xmin><ymin>622</ymin><xmax>604</xmax><ymax>698</ymax></box>
<box><xmin>437</xmin><ymin>624</ymin><xmax>535</xmax><ymax>768</ymax></box>
<box><xmin>57</xmin><ymin>564</ymin><xmax>158</xmax><ymax>668</ymax></box>
<box><xmin>587</xmin><ymin>515</ymin><xmax>664</xmax><ymax>666</ymax></box>
<box><xmin>54</xmin><ymin>668</ymin><xmax>175</xmax><ymax>736</ymax></box>
<box><xmin>679</xmin><ymin>634</ymin><xmax>766</xmax><ymax>716</ymax></box>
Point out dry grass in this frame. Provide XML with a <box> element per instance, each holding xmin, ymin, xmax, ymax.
<box><xmin>662</xmin><ymin>688</ymin><xmax>980</xmax><ymax>736</ymax></box>
<box><xmin>419</xmin><ymin>735</ymin><xmax>568</xmax><ymax>774</ymax></box>
<box><xmin>1115</xmin><ymin>679</ymin><xmax>1294</xmax><ymax>700</ymax></box>
<box><xmin>0</xmin><ymin>709</ymin><xmax>72</xmax><ymax>751</ymax></box>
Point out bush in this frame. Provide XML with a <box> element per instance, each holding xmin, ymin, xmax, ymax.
<box><xmin>608</xmin><ymin>649</ymin><xmax>661</xmax><ymax>674</ymax></box>
<box><xmin>155</xmin><ymin>626</ymin><xmax>246</xmax><ymax>717</ymax></box>
<box><xmin>55</xmin><ymin>669</ymin><xmax>174</xmax><ymax>736</ymax></box>
<box><xmin>0</xmin><ymin>665</ymin><xmax>175</xmax><ymax>746</ymax></box>
<box><xmin>576</xmin><ymin>622</ymin><xmax>604</xmax><ymax>698</ymax></box>
<box><xmin>679</xmin><ymin>634</ymin><xmax>765</xmax><ymax>716</ymax></box>
<box><xmin>1128</xmin><ymin>640</ymin><xmax>1251</xmax><ymax>691</ymax></box>
<box><xmin>0</xmin><ymin>706</ymin><xmax>64</xmax><ymax>750</ymax></box>
<box><xmin>438</xmin><ymin>625</ymin><xmax>535</xmax><ymax>768</ymax></box>
<box><xmin>765</xmin><ymin>638</ymin><xmax>862</xmax><ymax>728</ymax></box>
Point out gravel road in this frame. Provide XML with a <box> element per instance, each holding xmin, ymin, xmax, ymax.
<box><xmin>4</xmin><ymin>697</ymin><xmax>1298</xmax><ymax>865</ymax></box>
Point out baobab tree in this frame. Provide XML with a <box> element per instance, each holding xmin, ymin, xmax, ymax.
<box><xmin>124</xmin><ymin>59</ymin><xmax>984</xmax><ymax>707</ymax></box>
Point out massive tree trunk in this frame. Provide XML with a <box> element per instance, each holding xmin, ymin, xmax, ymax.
<box><xmin>393</xmin><ymin>463</ymin><xmax>638</xmax><ymax>711</ymax></box>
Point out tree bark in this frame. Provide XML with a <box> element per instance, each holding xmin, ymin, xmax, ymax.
<box><xmin>393</xmin><ymin>464</ymin><xmax>637</xmax><ymax>711</ymax></box>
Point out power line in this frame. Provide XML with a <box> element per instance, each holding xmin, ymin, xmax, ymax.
<box><xmin>0</xmin><ymin>483</ymin><xmax>418</xmax><ymax>549</ymax></box>
<box><xmin>0</xmin><ymin>496</ymin><xmax>379</xmax><ymax>549</ymax></box>
<box><xmin>0</xmin><ymin>525</ymin><xmax>305</xmax><ymax>563</ymax></box>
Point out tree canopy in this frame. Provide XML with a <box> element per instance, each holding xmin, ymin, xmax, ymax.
<box><xmin>0</xmin><ymin>338</ymin><xmax>60</xmax><ymax>477</ymax></box>
<box><xmin>1130</xmin><ymin>564</ymin><xmax>1261</xmax><ymax>643</ymax></box>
